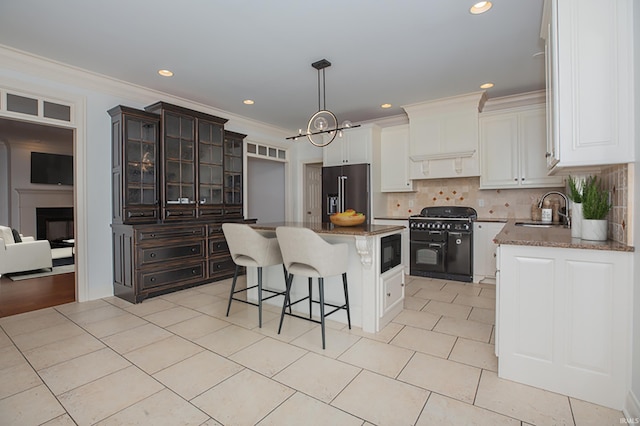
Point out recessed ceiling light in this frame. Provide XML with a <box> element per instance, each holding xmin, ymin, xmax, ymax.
<box><xmin>381</xmin><ymin>103</ymin><xmax>392</xmax><ymax>109</ymax></box>
<box><xmin>470</xmin><ymin>1</ymin><xmax>492</xmax><ymax>14</ymax></box>
<box><xmin>158</xmin><ymin>69</ymin><xmax>173</xmax><ymax>77</ymax></box>
<box><xmin>480</xmin><ymin>82</ymin><xmax>494</xmax><ymax>89</ymax></box>
<box><xmin>243</xmin><ymin>99</ymin><xmax>255</xmax><ymax>105</ymax></box>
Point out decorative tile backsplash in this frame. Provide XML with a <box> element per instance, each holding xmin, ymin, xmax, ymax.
<box><xmin>384</xmin><ymin>165</ymin><xmax>631</xmax><ymax>245</ymax></box>
<box><xmin>385</xmin><ymin>176</ymin><xmax>564</xmax><ymax>219</ymax></box>
<box><xmin>600</xmin><ymin>163</ymin><xmax>629</xmax><ymax>245</ymax></box>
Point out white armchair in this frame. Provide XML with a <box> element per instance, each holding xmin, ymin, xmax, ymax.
<box><xmin>0</xmin><ymin>226</ymin><xmax>52</xmax><ymax>277</ymax></box>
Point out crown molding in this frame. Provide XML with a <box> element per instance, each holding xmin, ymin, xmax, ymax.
<box><xmin>0</xmin><ymin>44</ymin><xmax>291</xmax><ymax>140</ymax></box>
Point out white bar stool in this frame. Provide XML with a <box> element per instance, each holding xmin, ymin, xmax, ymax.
<box><xmin>275</xmin><ymin>226</ymin><xmax>351</xmax><ymax>349</ymax></box>
<box><xmin>222</xmin><ymin>223</ymin><xmax>287</xmax><ymax>328</ymax></box>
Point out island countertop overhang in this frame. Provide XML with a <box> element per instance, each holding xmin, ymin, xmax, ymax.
<box><xmin>250</xmin><ymin>222</ymin><xmax>405</xmax><ymax>237</ymax></box>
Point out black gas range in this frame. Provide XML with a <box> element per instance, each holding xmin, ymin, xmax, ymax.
<box><xmin>409</xmin><ymin>206</ymin><xmax>477</xmax><ymax>282</ymax></box>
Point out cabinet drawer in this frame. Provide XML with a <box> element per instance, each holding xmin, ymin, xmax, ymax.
<box><xmin>209</xmin><ymin>238</ymin><xmax>229</xmax><ymax>256</ymax></box>
<box><xmin>224</xmin><ymin>207</ymin><xmax>243</xmax><ymax>218</ymax></box>
<box><xmin>209</xmin><ymin>257</ymin><xmax>235</xmax><ymax>277</ymax></box>
<box><xmin>136</xmin><ymin>225</ymin><xmax>205</xmax><ymax>242</ymax></box>
<box><xmin>164</xmin><ymin>206</ymin><xmax>197</xmax><ymax>221</ymax></box>
<box><xmin>199</xmin><ymin>207</ymin><xmax>224</xmax><ymax>219</ymax></box>
<box><xmin>207</xmin><ymin>223</ymin><xmax>223</xmax><ymax>236</ymax></box>
<box><xmin>140</xmin><ymin>261</ymin><xmax>206</xmax><ymax>289</ymax></box>
<box><xmin>123</xmin><ymin>207</ymin><xmax>158</xmax><ymax>224</ymax></box>
<box><xmin>139</xmin><ymin>241</ymin><xmax>205</xmax><ymax>265</ymax></box>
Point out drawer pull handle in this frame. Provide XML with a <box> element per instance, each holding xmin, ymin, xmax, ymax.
<box><xmin>192</xmin><ymin>269</ymin><xmax>197</xmax><ymax>274</ymax></box>
<box><xmin>150</xmin><ymin>234</ymin><xmax>156</xmax><ymax>238</ymax></box>
<box><xmin>150</xmin><ymin>253</ymin><xmax>156</xmax><ymax>258</ymax></box>
<box><xmin>150</xmin><ymin>277</ymin><xmax>156</xmax><ymax>282</ymax></box>
<box><xmin>191</xmin><ymin>248</ymin><xmax>196</xmax><ymax>252</ymax></box>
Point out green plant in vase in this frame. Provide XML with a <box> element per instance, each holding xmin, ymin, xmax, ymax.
<box><xmin>581</xmin><ymin>176</ymin><xmax>611</xmax><ymax>219</ymax></box>
<box><xmin>580</xmin><ymin>176</ymin><xmax>611</xmax><ymax>241</ymax></box>
<box><xmin>567</xmin><ymin>175</ymin><xmax>583</xmax><ymax>203</ymax></box>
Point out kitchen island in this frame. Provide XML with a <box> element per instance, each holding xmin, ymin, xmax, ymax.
<box><xmin>494</xmin><ymin>220</ymin><xmax>633</xmax><ymax>410</ymax></box>
<box><xmin>247</xmin><ymin>222</ymin><xmax>405</xmax><ymax>333</ymax></box>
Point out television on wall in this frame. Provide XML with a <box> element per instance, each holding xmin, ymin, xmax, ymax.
<box><xmin>30</xmin><ymin>152</ymin><xmax>73</xmax><ymax>185</ymax></box>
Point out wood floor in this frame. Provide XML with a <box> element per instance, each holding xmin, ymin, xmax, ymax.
<box><xmin>0</xmin><ymin>272</ymin><xmax>75</xmax><ymax>318</ymax></box>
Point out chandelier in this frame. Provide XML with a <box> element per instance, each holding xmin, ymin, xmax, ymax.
<box><xmin>286</xmin><ymin>59</ymin><xmax>360</xmax><ymax>147</ymax></box>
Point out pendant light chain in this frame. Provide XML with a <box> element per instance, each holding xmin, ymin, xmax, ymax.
<box><xmin>285</xmin><ymin>58</ymin><xmax>360</xmax><ymax>144</ymax></box>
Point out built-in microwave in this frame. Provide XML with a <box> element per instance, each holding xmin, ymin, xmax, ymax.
<box><xmin>380</xmin><ymin>233</ymin><xmax>402</xmax><ymax>274</ymax></box>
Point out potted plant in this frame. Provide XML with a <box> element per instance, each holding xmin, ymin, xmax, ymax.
<box><xmin>567</xmin><ymin>175</ymin><xmax>583</xmax><ymax>238</ymax></box>
<box><xmin>580</xmin><ymin>176</ymin><xmax>611</xmax><ymax>241</ymax></box>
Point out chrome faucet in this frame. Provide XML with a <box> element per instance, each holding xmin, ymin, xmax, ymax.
<box><xmin>538</xmin><ymin>191</ymin><xmax>570</xmax><ymax>227</ymax></box>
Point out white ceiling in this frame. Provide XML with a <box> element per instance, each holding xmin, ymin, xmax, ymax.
<box><xmin>0</xmin><ymin>0</ymin><xmax>546</xmax><ymax>133</ymax></box>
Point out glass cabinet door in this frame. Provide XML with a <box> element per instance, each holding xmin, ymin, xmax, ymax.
<box><xmin>198</xmin><ymin>120</ymin><xmax>224</xmax><ymax>206</ymax></box>
<box><xmin>224</xmin><ymin>136</ymin><xmax>243</xmax><ymax>205</ymax></box>
<box><xmin>164</xmin><ymin>112</ymin><xmax>195</xmax><ymax>204</ymax></box>
<box><xmin>125</xmin><ymin>117</ymin><xmax>157</xmax><ymax>206</ymax></box>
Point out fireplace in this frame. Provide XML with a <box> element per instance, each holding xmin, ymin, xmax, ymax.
<box><xmin>36</xmin><ymin>207</ymin><xmax>74</xmax><ymax>246</ymax></box>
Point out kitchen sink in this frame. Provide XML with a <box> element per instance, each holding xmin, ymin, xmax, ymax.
<box><xmin>515</xmin><ymin>221</ymin><xmax>567</xmax><ymax>228</ymax></box>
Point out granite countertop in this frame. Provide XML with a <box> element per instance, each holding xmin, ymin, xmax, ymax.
<box><xmin>250</xmin><ymin>222</ymin><xmax>405</xmax><ymax>237</ymax></box>
<box><xmin>494</xmin><ymin>220</ymin><xmax>634</xmax><ymax>252</ymax></box>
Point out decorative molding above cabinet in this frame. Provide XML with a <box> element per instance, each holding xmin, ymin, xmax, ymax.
<box><xmin>541</xmin><ymin>0</ymin><xmax>634</xmax><ymax>172</ymax></box>
<box><xmin>403</xmin><ymin>91</ymin><xmax>486</xmax><ymax>180</ymax></box>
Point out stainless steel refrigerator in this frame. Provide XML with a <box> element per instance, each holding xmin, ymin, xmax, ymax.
<box><xmin>322</xmin><ymin>163</ymin><xmax>370</xmax><ymax>224</ymax></box>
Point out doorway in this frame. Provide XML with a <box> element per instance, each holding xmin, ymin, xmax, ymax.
<box><xmin>247</xmin><ymin>156</ymin><xmax>285</xmax><ymax>223</ymax></box>
<box><xmin>0</xmin><ymin>117</ymin><xmax>77</xmax><ymax>314</ymax></box>
<box><xmin>303</xmin><ymin>162</ymin><xmax>323</xmax><ymax>224</ymax></box>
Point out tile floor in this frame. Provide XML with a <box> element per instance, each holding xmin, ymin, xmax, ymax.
<box><xmin>0</xmin><ymin>275</ymin><xmax>626</xmax><ymax>425</ymax></box>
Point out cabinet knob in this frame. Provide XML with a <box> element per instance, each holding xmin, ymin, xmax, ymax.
<box><xmin>150</xmin><ymin>253</ymin><xmax>156</xmax><ymax>258</ymax></box>
<box><xmin>192</xmin><ymin>269</ymin><xmax>197</xmax><ymax>274</ymax></box>
<box><xmin>191</xmin><ymin>248</ymin><xmax>196</xmax><ymax>252</ymax></box>
<box><xmin>514</xmin><ymin>178</ymin><xmax>518</xmax><ymax>181</ymax></box>
<box><xmin>545</xmin><ymin>152</ymin><xmax>552</xmax><ymax>158</ymax></box>
<box><xmin>150</xmin><ymin>277</ymin><xmax>156</xmax><ymax>282</ymax></box>
<box><xmin>387</xmin><ymin>292</ymin><xmax>391</xmax><ymax>297</ymax></box>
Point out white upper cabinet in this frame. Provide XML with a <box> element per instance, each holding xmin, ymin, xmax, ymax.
<box><xmin>541</xmin><ymin>0</ymin><xmax>634</xmax><ymax>170</ymax></box>
<box><xmin>479</xmin><ymin>94</ymin><xmax>564</xmax><ymax>189</ymax></box>
<box><xmin>380</xmin><ymin>125</ymin><xmax>414</xmax><ymax>192</ymax></box>
<box><xmin>403</xmin><ymin>92</ymin><xmax>486</xmax><ymax>180</ymax></box>
<box><xmin>323</xmin><ymin>125</ymin><xmax>377</xmax><ymax>167</ymax></box>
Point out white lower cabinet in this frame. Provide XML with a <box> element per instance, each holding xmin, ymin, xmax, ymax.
<box><xmin>496</xmin><ymin>244</ymin><xmax>632</xmax><ymax>409</ymax></box>
<box><xmin>380</xmin><ymin>266</ymin><xmax>404</xmax><ymax>329</ymax></box>
<box><xmin>473</xmin><ymin>221</ymin><xmax>505</xmax><ymax>282</ymax></box>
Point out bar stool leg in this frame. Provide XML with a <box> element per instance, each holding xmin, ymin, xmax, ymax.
<box><xmin>257</xmin><ymin>267</ymin><xmax>263</xmax><ymax>328</ymax></box>
<box><xmin>342</xmin><ymin>273</ymin><xmax>351</xmax><ymax>329</ymax></box>
<box><xmin>308</xmin><ymin>277</ymin><xmax>313</xmax><ymax>319</ymax></box>
<box><xmin>282</xmin><ymin>265</ymin><xmax>292</xmax><ymax>314</ymax></box>
<box><xmin>226</xmin><ymin>264</ymin><xmax>240</xmax><ymax>317</ymax></box>
<box><xmin>319</xmin><ymin>277</ymin><xmax>326</xmax><ymax>350</ymax></box>
<box><xmin>278</xmin><ymin>273</ymin><xmax>294</xmax><ymax>334</ymax></box>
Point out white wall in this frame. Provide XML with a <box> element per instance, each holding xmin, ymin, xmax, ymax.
<box><xmin>288</xmin><ymin>140</ymin><xmax>323</xmax><ymax>221</ymax></box>
<box><xmin>630</xmin><ymin>1</ymin><xmax>640</xmax><ymax>418</ymax></box>
<box><xmin>247</xmin><ymin>157</ymin><xmax>285</xmax><ymax>223</ymax></box>
<box><xmin>0</xmin><ymin>143</ymin><xmax>8</xmax><ymax>225</ymax></box>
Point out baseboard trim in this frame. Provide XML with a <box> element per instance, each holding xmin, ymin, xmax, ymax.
<box><xmin>624</xmin><ymin>389</ymin><xmax>640</xmax><ymax>420</ymax></box>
